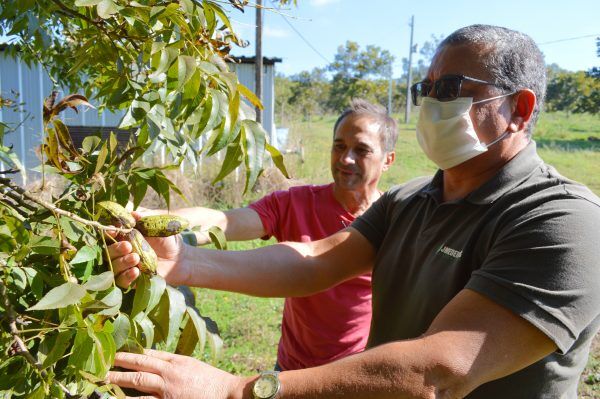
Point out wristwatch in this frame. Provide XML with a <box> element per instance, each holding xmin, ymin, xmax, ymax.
<box><xmin>252</xmin><ymin>370</ymin><xmax>281</xmax><ymax>399</ymax></box>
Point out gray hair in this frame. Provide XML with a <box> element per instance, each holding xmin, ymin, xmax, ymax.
<box><xmin>438</xmin><ymin>25</ymin><xmax>546</xmax><ymax>136</ymax></box>
<box><xmin>333</xmin><ymin>99</ymin><xmax>398</xmax><ymax>153</ymax></box>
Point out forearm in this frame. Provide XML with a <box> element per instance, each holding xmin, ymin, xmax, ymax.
<box><xmin>179</xmin><ymin>241</ymin><xmax>343</xmax><ymax>297</ymax></box>
<box><xmin>236</xmin><ymin>338</ymin><xmax>469</xmax><ymax>399</ymax></box>
<box><xmin>176</xmin><ymin>229</ymin><xmax>373</xmax><ymax>298</ymax></box>
<box><xmin>158</xmin><ymin>207</ymin><xmax>264</xmax><ymax>244</ymax></box>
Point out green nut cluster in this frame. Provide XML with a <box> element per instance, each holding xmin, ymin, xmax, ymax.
<box><xmin>95</xmin><ymin>201</ymin><xmax>135</xmax><ymax>228</ymax></box>
<box><xmin>128</xmin><ymin>229</ymin><xmax>158</xmax><ymax>275</ymax></box>
<box><xmin>135</xmin><ymin>215</ymin><xmax>190</xmax><ymax>237</ymax></box>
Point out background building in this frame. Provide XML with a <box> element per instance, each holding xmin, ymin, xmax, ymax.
<box><xmin>0</xmin><ymin>48</ymin><xmax>280</xmax><ymax>185</ymax></box>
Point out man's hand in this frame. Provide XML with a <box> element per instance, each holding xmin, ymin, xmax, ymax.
<box><xmin>107</xmin><ymin>349</ymin><xmax>248</xmax><ymax>399</ymax></box>
<box><xmin>107</xmin><ymin>211</ymin><xmax>188</xmax><ymax>287</ymax></box>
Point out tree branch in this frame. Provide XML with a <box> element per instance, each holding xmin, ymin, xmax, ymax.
<box><xmin>0</xmin><ymin>279</ymin><xmax>74</xmax><ymax>397</ymax></box>
<box><xmin>0</xmin><ymin>178</ymin><xmax>132</xmax><ymax>234</ymax></box>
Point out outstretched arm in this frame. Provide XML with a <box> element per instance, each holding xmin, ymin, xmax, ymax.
<box><xmin>139</xmin><ymin>206</ymin><xmax>266</xmax><ymax>244</ymax></box>
<box><xmin>109</xmin><ymin>227</ymin><xmax>376</xmax><ymax>297</ymax></box>
<box><xmin>107</xmin><ymin>289</ymin><xmax>556</xmax><ymax>398</ymax></box>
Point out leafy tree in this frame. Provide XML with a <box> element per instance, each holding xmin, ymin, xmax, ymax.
<box><xmin>288</xmin><ymin>68</ymin><xmax>330</xmax><ymax>121</ymax></box>
<box><xmin>0</xmin><ymin>1</ymin><xmax>290</xmax><ymax>397</ymax></box>
<box><xmin>546</xmin><ymin>71</ymin><xmax>600</xmax><ymax>115</ymax></box>
<box><xmin>327</xmin><ymin>41</ymin><xmax>394</xmax><ymax>111</ymax></box>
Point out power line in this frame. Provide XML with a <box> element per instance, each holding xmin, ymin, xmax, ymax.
<box><xmin>538</xmin><ymin>33</ymin><xmax>600</xmax><ymax>46</ymax></box>
<box><xmin>268</xmin><ymin>0</ymin><xmax>331</xmax><ymax>64</ymax></box>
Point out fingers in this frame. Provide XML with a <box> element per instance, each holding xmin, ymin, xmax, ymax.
<box><xmin>113</xmin><ymin>352</ymin><xmax>170</xmax><ymax>374</ymax></box>
<box><xmin>106</xmin><ymin>371</ymin><xmax>164</xmax><ymax>394</ymax></box>
<box><xmin>131</xmin><ymin>210</ymin><xmax>143</xmax><ymax>221</ymax></box>
<box><xmin>115</xmin><ymin>266</ymin><xmax>140</xmax><ymax>288</ymax></box>
<box><xmin>143</xmin><ymin>348</ymin><xmax>179</xmax><ymax>362</ymax></box>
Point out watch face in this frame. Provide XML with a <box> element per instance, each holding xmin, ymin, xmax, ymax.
<box><xmin>253</xmin><ymin>374</ymin><xmax>278</xmax><ymax>398</ymax></box>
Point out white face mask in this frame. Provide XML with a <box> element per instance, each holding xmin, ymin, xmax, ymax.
<box><xmin>415</xmin><ymin>94</ymin><xmax>513</xmax><ymax>170</ymax></box>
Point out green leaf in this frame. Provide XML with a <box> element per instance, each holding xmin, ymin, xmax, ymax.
<box><xmin>130</xmin><ymin>273</ymin><xmax>151</xmax><ymax>317</ymax></box>
<box><xmin>178</xmin><ymin>55</ymin><xmax>197</xmax><ymax>89</ymax></box>
<box><xmin>131</xmin><ymin>178</ymin><xmax>148</xmax><ymax>210</ymax></box>
<box><xmin>112</xmin><ymin>313</ymin><xmax>130</xmax><ymax>350</ymax></box>
<box><xmin>67</xmin><ymin>326</ymin><xmax>94</xmax><ymax>373</ymax></box>
<box><xmin>207</xmin><ymin>226</ymin><xmax>227</xmax><ymax>250</ymax></box>
<box><xmin>165</xmin><ymin>286</ymin><xmax>186</xmax><ymax>347</ymax></box>
<box><xmin>74</xmin><ymin>0</ymin><xmax>102</xmax><ymax>6</ymax></box>
<box><xmin>133</xmin><ymin>313</ymin><xmax>154</xmax><ymax>348</ymax></box>
<box><xmin>28</xmin><ymin>282</ymin><xmax>87</xmax><ymax>311</ymax></box>
<box><xmin>41</xmin><ymin>329</ymin><xmax>75</xmax><ymax>369</ymax></box>
<box><xmin>95</xmin><ymin>139</ymin><xmax>109</xmax><ymax>175</ymax></box>
<box><xmin>241</xmin><ymin>120</ymin><xmax>267</xmax><ymax>193</ymax></box>
<box><xmin>212</xmin><ymin>134</ymin><xmax>242</xmax><ymax>184</ymax></box>
<box><xmin>98</xmin><ymin>287</ymin><xmax>123</xmax><ymax>316</ymax></box>
<box><xmin>89</xmin><ymin>326</ymin><xmax>116</xmax><ymax>377</ymax></box>
<box><xmin>83</xmin><ymin>271</ymin><xmax>114</xmax><ymax>291</ymax></box>
<box><xmin>207</xmin><ymin>327</ymin><xmax>223</xmax><ymax>362</ymax></box>
<box><xmin>176</xmin><ymin>307</ymin><xmax>207</xmax><ymax>356</ymax></box>
<box><xmin>147</xmin><ymin>274</ymin><xmax>167</xmax><ymax>314</ymax></box>
<box><xmin>149</xmin><ymin>47</ymin><xmax>178</xmax><ymax>80</ymax></box>
<box><xmin>71</xmin><ymin>245</ymin><xmax>98</xmax><ymax>265</ymax></box>
<box><xmin>82</xmin><ymin>135</ymin><xmax>101</xmax><ymax>154</ymax></box>
<box><xmin>97</xmin><ymin>0</ymin><xmax>118</xmax><ymax>19</ymax></box>
<box><xmin>30</xmin><ymin>236</ymin><xmax>60</xmax><ymax>255</ymax></box>
<box><xmin>266</xmin><ymin>142</ymin><xmax>290</xmax><ymax>178</ymax></box>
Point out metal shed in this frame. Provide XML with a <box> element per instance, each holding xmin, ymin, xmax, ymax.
<box><xmin>0</xmin><ymin>49</ymin><xmax>280</xmax><ymax>185</ymax></box>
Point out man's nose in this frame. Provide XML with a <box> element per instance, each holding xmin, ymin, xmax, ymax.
<box><xmin>340</xmin><ymin>149</ymin><xmax>356</xmax><ymax>165</ymax></box>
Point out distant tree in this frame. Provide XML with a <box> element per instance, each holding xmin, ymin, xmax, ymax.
<box><xmin>546</xmin><ymin>71</ymin><xmax>600</xmax><ymax>114</ymax></box>
<box><xmin>288</xmin><ymin>68</ymin><xmax>330</xmax><ymax>121</ymax></box>
<box><xmin>274</xmin><ymin>73</ymin><xmax>294</xmax><ymax>124</ymax></box>
<box><xmin>327</xmin><ymin>41</ymin><xmax>394</xmax><ymax>111</ymax></box>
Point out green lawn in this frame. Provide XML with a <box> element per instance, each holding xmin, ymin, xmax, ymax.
<box><xmin>187</xmin><ymin>111</ymin><xmax>600</xmax><ymax>396</ymax></box>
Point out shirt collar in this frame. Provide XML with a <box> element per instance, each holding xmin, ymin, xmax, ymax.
<box><xmin>418</xmin><ymin>141</ymin><xmax>544</xmax><ymax>205</ymax></box>
<box><xmin>465</xmin><ymin>140</ymin><xmax>543</xmax><ymax>205</ymax></box>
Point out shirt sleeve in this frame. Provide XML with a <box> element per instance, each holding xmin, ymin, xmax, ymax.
<box><xmin>248</xmin><ymin>190</ymin><xmax>291</xmax><ymax>240</ymax></box>
<box><xmin>466</xmin><ymin>196</ymin><xmax>600</xmax><ymax>353</ymax></box>
<box><xmin>351</xmin><ymin>188</ymin><xmax>395</xmax><ymax>249</ymax></box>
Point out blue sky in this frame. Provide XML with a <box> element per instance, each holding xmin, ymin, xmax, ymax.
<box><xmin>228</xmin><ymin>0</ymin><xmax>600</xmax><ymax>78</ymax></box>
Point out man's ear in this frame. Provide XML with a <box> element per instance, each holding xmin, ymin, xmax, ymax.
<box><xmin>382</xmin><ymin>151</ymin><xmax>395</xmax><ymax>171</ymax></box>
<box><xmin>509</xmin><ymin>89</ymin><xmax>536</xmax><ymax>132</ymax></box>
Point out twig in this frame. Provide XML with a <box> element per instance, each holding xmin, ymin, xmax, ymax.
<box><xmin>0</xmin><ymin>189</ymin><xmax>36</xmax><ymax>211</ymax></box>
<box><xmin>0</xmin><ymin>279</ymin><xmax>74</xmax><ymax>397</ymax></box>
<box><xmin>0</xmin><ymin>178</ymin><xmax>132</xmax><ymax>234</ymax></box>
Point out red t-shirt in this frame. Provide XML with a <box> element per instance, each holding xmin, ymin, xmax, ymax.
<box><xmin>248</xmin><ymin>183</ymin><xmax>372</xmax><ymax>370</ymax></box>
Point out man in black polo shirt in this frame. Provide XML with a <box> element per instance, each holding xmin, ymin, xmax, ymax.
<box><xmin>107</xmin><ymin>25</ymin><xmax>600</xmax><ymax>398</ymax></box>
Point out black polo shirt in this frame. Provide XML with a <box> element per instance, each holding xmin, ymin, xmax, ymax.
<box><xmin>352</xmin><ymin>141</ymin><xmax>600</xmax><ymax>398</ymax></box>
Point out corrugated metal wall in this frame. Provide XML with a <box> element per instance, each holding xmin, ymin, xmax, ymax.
<box><xmin>0</xmin><ymin>52</ymin><xmax>276</xmax><ymax>184</ymax></box>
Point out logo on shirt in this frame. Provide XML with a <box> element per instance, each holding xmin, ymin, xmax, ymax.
<box><xmin>437</xmin><ymin>244</ymin><xmax>463</xmax><ymax>259</ymax></box>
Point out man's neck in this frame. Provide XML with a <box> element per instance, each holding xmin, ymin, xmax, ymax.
<box><xmin>332</xmin><ymin>184</ymin><xmax>381</xmax><ymax>217</ymax></box>
<box><xmin>442</xmin><ymin>140</ymin><xmax>527</xmax><ymax>202</ymax></box>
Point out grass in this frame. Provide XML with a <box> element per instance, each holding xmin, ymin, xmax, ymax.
<box><xmin>185</xmin><ymin>111</ymin><xmax>600</xmax><ymax>396</ymax></box>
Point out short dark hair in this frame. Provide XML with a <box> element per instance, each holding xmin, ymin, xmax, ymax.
<box><xmin>438</xmin><ymin>24</ymin><xmax>546</xmax><ymax>136</ymax></box>
<box><xmin>333</xmin><ymin>99</ymin><xmax>398</xmax><ymax>153</ymax></box>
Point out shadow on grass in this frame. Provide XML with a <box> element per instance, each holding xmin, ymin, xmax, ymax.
<box><xmin>536</xmin><ymin>137</ymin><xmax>600</xmax><ymax>152</ymax></box>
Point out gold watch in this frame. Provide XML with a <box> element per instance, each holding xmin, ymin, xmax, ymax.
<box><xmin>252</xmin><ymin>371</ymin><xmax>281</xmax><ymax>399</ymax></box>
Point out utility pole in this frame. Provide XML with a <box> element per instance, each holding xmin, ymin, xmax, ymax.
<box><xmin>404</xmin><ymin>15</ymin><xmax>415</xmax><ymax>124</ymax></box>
<box><xmin>255</xmin><ymin>0</ymin><xmax>263</xmax><ymax>124</ymax></box>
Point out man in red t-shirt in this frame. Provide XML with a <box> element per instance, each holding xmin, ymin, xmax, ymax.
<box><xmin>145</xmin><ymin>99</ymin><xmax>397</xmax><ymax>370</ymax></box>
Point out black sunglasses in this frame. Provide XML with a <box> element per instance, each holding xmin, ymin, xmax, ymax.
<box><xmin>410</xmin><ymin>74</ymin><xmax>506</xmax><ymax>106</ymax></box>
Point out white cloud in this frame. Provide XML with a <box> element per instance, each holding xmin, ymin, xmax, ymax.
<box><xmin>264</xmin><ymin>26</ymin><xmax>290</xmax><ymax>38</ymax></box>
<box><xmin>309</xmin><ymin>0</ymin><xmax>340</xmax><ymax>6</ymax></box>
